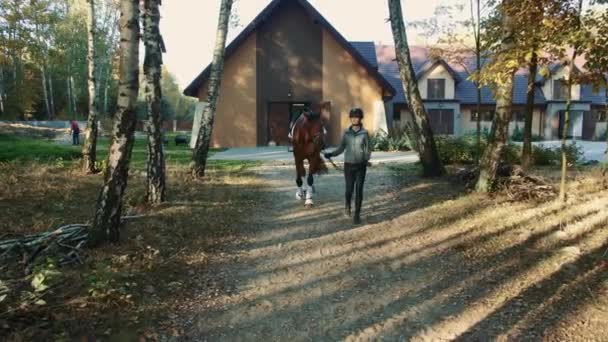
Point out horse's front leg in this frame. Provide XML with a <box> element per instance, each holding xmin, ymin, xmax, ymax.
<box><xmin>305</xmin><ymin>171</ymin><xmax>314</xmax><ymax>207</ymax></box>
<box><xmin>295</xmin><ymin>157</ymin><xmax>306</xmax><ymax>200</ymax></box>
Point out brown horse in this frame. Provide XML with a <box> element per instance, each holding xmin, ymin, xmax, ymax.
<box><xmin>291</xmin><ymin>109</ymin><xmax>328</xmax><ymax>207</ymax></box>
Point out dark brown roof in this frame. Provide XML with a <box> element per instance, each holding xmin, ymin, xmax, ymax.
<box><xmin>183</xmin><ymin>0</ymin><xmax>396</xmax><ymax>98</ymax></box>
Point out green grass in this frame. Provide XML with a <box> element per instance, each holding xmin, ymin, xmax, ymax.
<box><xmin>0</xmin><ymin>134</ymin><xmax>255</xmax><ymax>171</ymax></box>
<box><xmin>0</xmin><ymin>134</ymin><xmax>81</xmax><ymax>162</ymax></box>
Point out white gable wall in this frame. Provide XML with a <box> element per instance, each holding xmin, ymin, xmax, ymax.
<box><xmin>542</xmin><ymin>65</ymin><xmax>581</xmax><ymax>101</ymax></box>
<box><xmin>418</xmin><ymin>64</ymin><xmax>456</xmax><ymax>100</ymax></box>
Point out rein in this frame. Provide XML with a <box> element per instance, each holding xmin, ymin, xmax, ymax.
<box><xmin>322</xmin><ymin>149</ymin><xmax>343</xmax><ymax>171</ymax></box>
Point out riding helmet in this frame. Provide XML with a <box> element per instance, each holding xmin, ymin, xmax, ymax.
<box><xmin>349</xmin><ymin>108</ymin><xmax>364</xmax><ymax>118</ymax></box>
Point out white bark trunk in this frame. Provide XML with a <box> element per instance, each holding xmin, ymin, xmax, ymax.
<box><xmin>48</xmin><ymin>73</ymin><xmax>55</xmax><ymax>119</ymax></box>
<box><xmin>90</xmin><ymin>0</ymin><xmax>141</xmax><ymax>245</ymax></box>
<box><xmin>67</xmin><ymin>76</ymin><xmax>73</xmax><ymax>116</ymax></box>
<box><xmin>143</xmin><ymin>0</ymin><xmax>166</xmax><ymax>204</ymax></box>
<box><xmin>83</xmin><ymin>0</ymin><xmax>99</xmax><ymax>173</ymax></box>
<box><xmin>191</xmin><ymin>0</ymin><xmax>234</xmax><ymax>177</ymax></box>
<box><xmin>0</xmin><ymin>66</ymin><xmax>5</xmax><ymax>115</ymax></box>
<box><xmin>40</xmin><ymin>65</ymin><xmax>51</xmax><ymax>120</ymax></box>
<box><xmin>70</xmin><ymin>75</ymin><xmax>77</xmax><ymax>115</ymax></box>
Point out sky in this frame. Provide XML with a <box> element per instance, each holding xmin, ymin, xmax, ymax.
<box><xmin>160</xmin><ymin>0</ymin><xmax>606</xmax><ymax>90</ymax></box>
<box><xmin>160</xmin><ymin>0</ymin><xmax>450</xmax><ymax>90</ymax></box>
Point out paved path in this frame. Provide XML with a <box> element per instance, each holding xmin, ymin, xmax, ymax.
<box><xmin>181</xmin><ymin>165</ymin><xmax>608</xmax><ymax>341</ymax></box>
<box><xmin>210</xmin><ymin>141</ymin><xmax>607</xmax><ymax>164</ymax></box>
<box><xmin>210</xmin><ymin>146</ymin><xmax>418</xmax><ymax>164</ymax></box>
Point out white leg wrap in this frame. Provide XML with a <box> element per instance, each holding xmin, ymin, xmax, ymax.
<box><xmin>296</xmin><ymin>187</ymin><xmax>304</xmax><ymax>200</ymax></box>
<box><xmin>305</xmin><ymin>188</ymin><xmax>313</xmax><ymax>206</ymax></box>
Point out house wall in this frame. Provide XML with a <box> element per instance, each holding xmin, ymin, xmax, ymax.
<box><xmin>544</xmin><ymin>102</ymin><xmax>590</xmax><ymax>139</ymax></box>
<box><xmin>322</xmin><ymin>29</ymin><xmax>386</xmax><ymax>145</ymax></box>
<box><xmin>197</xmin><ymin>33</ymin><xmax>257</xmax><ymax>147</ymax></box>
<box><xmin>424</xmin><ymin>102</ymin><xmax>461</xmax><ymax>135</ymax></box>
<box><xmin>256</xmin><ymin>0</ymin><xmax>323</xmax><ymax>145</ymax></box>
<box><xmin>459</xmin><ymin>107</ymin><xmax>544</xmax><ymax>137</ymax></box>
<box><xmin>542</xmin><ymin>66</ymin><xmax>581</xmax><ymax>101</ymax></box>
<box><xmin>418</xmin><ymin>64</ymin><xmax>456</xmax><ymax>100</ymax></box>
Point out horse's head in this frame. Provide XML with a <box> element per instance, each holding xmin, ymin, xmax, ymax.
<box><xmin>303</xmin><ymin>110</ymin><xmax>327</xmax><ymax>150</ymax></box>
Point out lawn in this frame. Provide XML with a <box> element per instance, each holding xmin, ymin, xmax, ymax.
<box><xmin>0</xmin><ymin>134</ymin><xmax>252</xmax><ymax>172</ymax></box>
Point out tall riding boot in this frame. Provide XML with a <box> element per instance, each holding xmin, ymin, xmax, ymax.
<box><xmin>353</xmin><ymin>209</ymin><xmax>361</xmax><ymax>224</ymax></box>
<box><xmin>344</xmin><ymin>204</ymin><xmax>351</xmax><ymax>218</ymax></box>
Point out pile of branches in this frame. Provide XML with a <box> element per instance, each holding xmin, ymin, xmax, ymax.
<box><xmin>0</xmin><ymin>216</ymin><xmax>145</xmax><ymax>275</ymax></box>
<box><xmin>0</xmin><ymin>224</ymin><xmax>90</xmax><ymax>275</ymax></box>
<box><xmin>497</xmin><ymin>166</ymin><xmax>556</xmax><ymax>201</ymax></box>
<box><xmin>454</xmin><ymin>164</ymin><xmax>556</xmax><ymax>201</ymax></box>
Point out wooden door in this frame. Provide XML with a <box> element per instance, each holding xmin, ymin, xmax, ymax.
<box><xmin>428</xmin><ymin>109</ymin><xmax>454</xmax><ymax>135</ymax></box>
<box><xmin>268</xmin><ymin>103</ymin><xmax>290</xmax><ymax>145</ymax></box>
<box><xmin>582</xmin><ymin>111</ymin><xmax>597</xmax><ymax>140</ymax></box>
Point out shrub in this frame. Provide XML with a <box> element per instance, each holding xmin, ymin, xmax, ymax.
<box><xmin>510</xmin><ymin>125</ymin><xmax>542</xmax><ymax>142</ymax></box>
<box><xmin>435</xmin><ymin>132</ymin><xmax>521</xmax><ymax>165</ymax></box>
<box><xmin>370</xmin><ymin>129</ymin><xmax>411</xmax><ymax>152</ymax></box>
<box><xmin>511</xmin><ymin>124</ymin><xmax>524</xmax><ymax>142</ymax></box>
<box><xmin>435</xmin><ymin>135</ymin><xmax>477</xmax><ymax>164</ymax></box>
<box><xmin>532</xmin><ymin>142</ymin><xmax>584</xmax><ymax>166</ymax></box>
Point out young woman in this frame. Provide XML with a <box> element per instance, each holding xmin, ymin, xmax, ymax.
<box><xmin>324</xmin><ymin>108</ymin><xmax>371</xmax><ymax>224</ymax></box>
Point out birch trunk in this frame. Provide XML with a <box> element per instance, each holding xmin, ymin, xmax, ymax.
<box><xmin>143</xmin><ymin>0</ymin><xmax>166</xmax><ymax>204</ymax></box>
<box><xmin>48</xmin><ymin>73</ymin><xmax>55</xmax><ymax>119</ymax></box>
<box><xmin>89</xmin><ymin>0</ymin><xmax>140</xmax><ymax>246</ymax></box>
<box><xmin>70</xmin><ymin>75</ymin><xmax>77</xmax><ymax>115</ymax></box>
<box><xmin>476</xmin><ymin>5</ymin><xmax>516</xmax><ymax>192</ymax></box>
<box><xmin>67</xmin><ymin>76</ymin><xmax>73</xmax><ymax>116</ymax></box>
<box><xmin>472</xmin><ymin>0</ymin><xmax>482</xmax><ymax>165</ymax></box>
<box><xmin>559</xmin><ymin>61</ymin><xmax>577</xmax><ymax>201</ymax></box>
<box><xmin>0</xmin><ymin>66</ymin><xmax>5</xmax><ymax>115</ymax></box>
<box><xmin>559</xmin><ymin>0</ymin><xmax>583</xmax><ymax>202</ymax></box>
<box><xmin>521</xmin><ymin>50</ymin><xmax>538</xmax><ymax>170</ymax></box>
<box><xmin>387</xmin><ymin>0</ymin><xmax>444</xmax><ymax>177</ymax></box>
<box><xmin>191</xmin><ymin>0</ymin><xmax>234</xmax><ymax>177</ymax></box>
<box><xmin>83</xmin><ymin>0</ymin><xmax>99</xmax><ymax>173</ymax></box>
<box><xmin>41</xmin><ymin>65</ymin><xmax>51</xmax><ymax>119</ymax></box>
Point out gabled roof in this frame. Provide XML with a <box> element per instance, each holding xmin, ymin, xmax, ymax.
<box><xmin>415</xmin><ymin>59</ymin><xmax>462</xmax><ymax>83</ymax></box>
<box><xmin>350</xmin><ymin>41</ymin><xmax>378</xmax><ymax>69</ymax></box>
<box><xmin>377</xmin><ymin>45</ymin><xmax>549</xmax><ymax>105</ymax></box>
<box><xmin>183</xmin><ymin>0</ymin><xmax>395</xmax><ymax>98</ymax></box>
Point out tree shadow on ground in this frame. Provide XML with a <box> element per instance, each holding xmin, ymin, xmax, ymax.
<box><xmin>185</xmin><ymin>168</ymin><xmax>608</xmax><ymax>341</ymax></box>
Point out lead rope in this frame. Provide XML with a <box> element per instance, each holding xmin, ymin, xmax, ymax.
<box><xmin>322</xmin><ymin>149</ymin><xmax>343</xmax><ymax>171</ymax></box>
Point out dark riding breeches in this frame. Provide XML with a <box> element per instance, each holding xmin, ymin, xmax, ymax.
<box><xmin>344</xmin><ymin>162</ymin><xmax>367</xmax><ymax>216</ymax></box>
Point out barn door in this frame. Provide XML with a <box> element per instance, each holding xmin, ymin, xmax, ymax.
<box><xmin>268</xmin><ymin>102</ymin><xmax>290</xmax><ymax>146</ymax></box>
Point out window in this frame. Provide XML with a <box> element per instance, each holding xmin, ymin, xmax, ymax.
<box><xmin>512</xmin><ymin>111</ymin><xmax>525</xmax><ymax>122</ymax></box>
<box><xmin>553</xmin><ymin>79</ymin><xmax>569</xmax><ymax>100</ymax></box>
<box><xmin>393</xmin><ymin>107</ymin><xmax>401</xmax><ymax>121</ymax></box>
<box><xmin>471</xmin><ymin>110</ymin><xmax>495</xmax><ymax>122</ymax></box>
<box><xmin>427</xmin><ymin>79</ymin><xmax>446</xmax><ymax>99</ymax></box>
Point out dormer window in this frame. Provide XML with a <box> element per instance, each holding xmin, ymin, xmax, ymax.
<box><xmin>553</xmin><ymin>79</ymin><xmax>569</xmax><ymax>100</ymax></box>
<box><xmin>427</xmin><ymin>79</ymin><xmax>445</xmax><ymax>99</ymax></box>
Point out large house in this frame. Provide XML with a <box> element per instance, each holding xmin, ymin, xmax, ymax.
<box><xmin>184</xmin><ymin>0</ymin><xmax>607</xmax><ymax>147</ymax></box>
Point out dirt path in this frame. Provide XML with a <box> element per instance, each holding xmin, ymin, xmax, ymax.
<box><xmin>178</xmin><ymin>166</ymin><xmax>608</xmax><ymax>341</ymax></box>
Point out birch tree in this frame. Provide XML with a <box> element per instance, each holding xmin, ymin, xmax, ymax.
<box><xmin>475</xmin><ymin>0</ymin><xmax>517</xmax><ymax>192</ymax></box>
<box><xmin>387</xmin><ymin>0</ymin><xmax>445</xmax><ymax>177</ymax></box>
<box><xmin>83</xmin><ymin>0</ymin><xmax>99</xmax><ymax>173</ymax></box>
<box><xmin>143</xmin><ymin>0</ymin><xmax>166</xmax><ymax>204</ymax></box>
<box><xmin>89</xmin><ymin>0</ymin><xmax>140</xmax><ymax>245</ymax></box>
<box><xmin>191</xmin><ymin>0</ymin><xmax>234</xmax><ymax>178</ymax></box>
